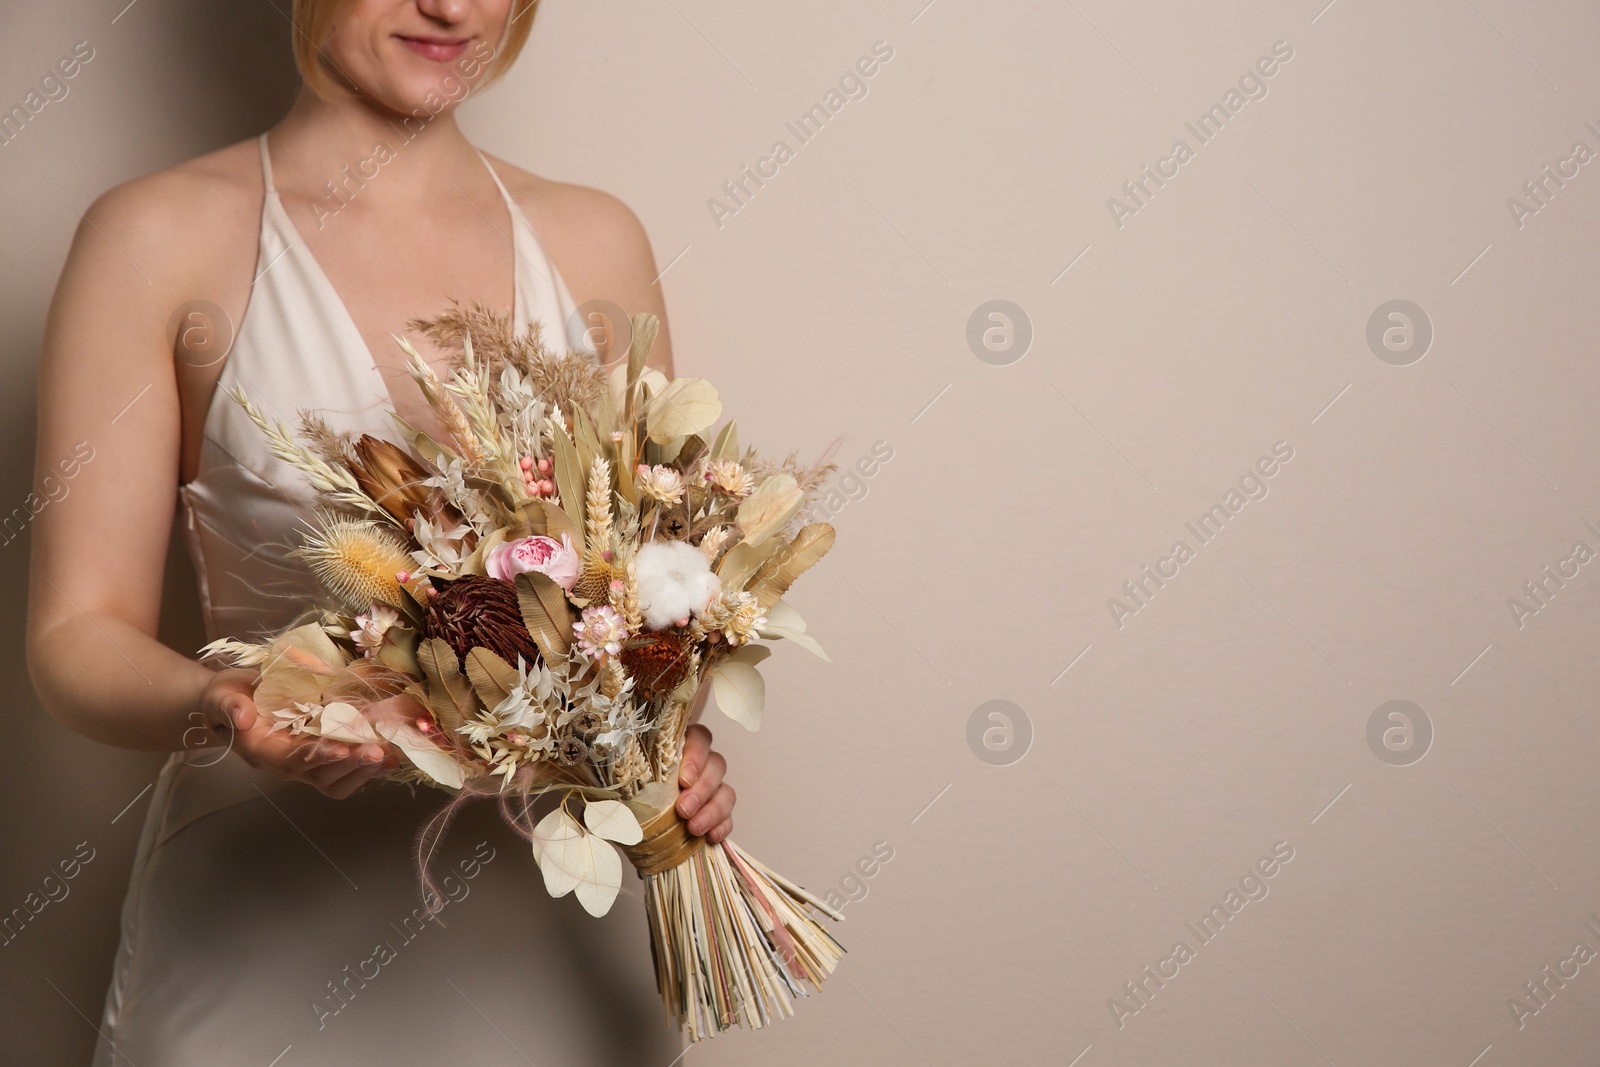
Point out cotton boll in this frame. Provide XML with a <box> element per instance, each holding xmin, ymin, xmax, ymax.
<box><xmin>636</xmin><ymin>540</ymin><xmax>721</xmax><ymax>629</ymax></box>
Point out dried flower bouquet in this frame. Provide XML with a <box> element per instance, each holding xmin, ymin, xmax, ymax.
<box><xmin>202</xmin><ymin>307</ymin><xmax>843</xmax><ymax>1040</ymax></box>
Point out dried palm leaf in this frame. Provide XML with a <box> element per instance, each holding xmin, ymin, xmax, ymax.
<box><xmin>745</xmin><ymin>523</ymin><xmax>836</xmax><ymax>610</ymax></box>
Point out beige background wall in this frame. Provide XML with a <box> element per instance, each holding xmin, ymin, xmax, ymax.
<box><xmin>6</xmin><ymin>0</ymin><xmax>1600</xmax><ymax>1063</ymax></box>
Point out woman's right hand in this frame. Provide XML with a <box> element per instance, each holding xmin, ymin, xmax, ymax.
<box><xmin>201</xmin><ymin>669</ymin><xmax>397</xmax><ymax>800</ymax></box>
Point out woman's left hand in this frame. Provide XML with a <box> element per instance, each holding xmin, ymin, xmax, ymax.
<box><xmin>677</xmin><ymin>723</ymin><xmax>736</xmax><ymax>842</ymax></box>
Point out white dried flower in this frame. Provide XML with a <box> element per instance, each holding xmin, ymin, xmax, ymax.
<box><xmin>409</xmin><ymin>514</ymin><xmax>473</xmax><ymax>571</ymax></box>
<box><xmin>707</xmin><ymin>459</ymin><xmax>754</xmax><ymax>498</ymax></box>
<box><xmin>490</xmin><ymin>656</ymin><xmax>555</xmax><ymax>730</ymax></box>
<box><xmin>423</xmin><ymin>457</ymin><xmax>496</xmax><ymax>531</ymax></box>
<box><xmin>698</xmin><ymin>525</ymin><xmax>733</xmax><ymax>564</ymax></box>
<box><xmin>348</xmin><ymin>604</ymin><xmax>401</xmax><ymax>657</ymax></box>
<box><xmin>636</xmin><ymin>464</ymin><xmax>685</xmax><ymax>504</ymax></box>
<box><xmin>635</xmin><ymin>539</ymin><xmax>721</xmax><ymax>629</ymax></box>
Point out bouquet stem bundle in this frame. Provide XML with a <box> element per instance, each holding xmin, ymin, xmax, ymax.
<box><xmin>625</xmin><ymin>806</ymin><xmax>846</xmax><ymax>1040</ymax></box>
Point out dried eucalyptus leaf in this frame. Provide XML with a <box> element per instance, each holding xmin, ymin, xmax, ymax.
<box><xmin>716</xmin><ymin>537</ymin><xmax>779</xmax><ymax>591</ymax></box>
<box><xmin>646</xmin><ymin>378</ymin><xmax>722</xmax><ymax>441</ymax></box>
<box><xmin>710</xmin><ymin>657</ymin><xmax>766</xmax><ymax>732</ymax></box>
<box><xmin>584</xmin><ymin>799</ymin><xmax>644</xmax><ymax>845</ymax></box>
<box><xmin>710</xmin><ymin>419</ymin><xmax>739</xmax><ymax>461</ymax></box>
<box><xmin>736</xmin><ymin>474</ymin><xmax>804</xmax><ymax>546</ymax></box>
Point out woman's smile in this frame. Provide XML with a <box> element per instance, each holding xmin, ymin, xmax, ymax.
<box><xmin>395</xmin><ymin>34</ymin><xmax>473</xmax><ymax>62</ymax></box>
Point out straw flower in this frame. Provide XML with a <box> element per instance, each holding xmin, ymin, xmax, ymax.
<box><xmin>574</xmin><ymin>604</ymin><xmax>629</xmax><ymax>660</ymax></box>
<box><xmin>700</xmin><ymin>590</ymin><xmax>766</xmax><ymax>646</ymax></box>
<box><xmin>706</xmin><ymin>460</ymin><xmax>755</xmax><ymax>498</ymax></box>
<box><xmin>637</xmin><ymin>464</ymin><xmax>685</xmax><ymax>505</ymax></box>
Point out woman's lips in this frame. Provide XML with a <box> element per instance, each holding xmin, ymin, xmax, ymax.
<box><xmin>396</xmin><ymin>35</ymin><xmax>471</xmax><ymax>62</ymax></box>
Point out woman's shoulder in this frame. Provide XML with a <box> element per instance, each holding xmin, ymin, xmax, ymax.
<box><xmin>75</xmin><ymin>138</ymin><xmax>263</xmax><ymax>293</ymax></box>
<box><xmin>484</xmin><ymin>154</ymin><xmax>644</xmax><ymax>237</ymax></box>
<box><xmin>480</xmin><ymin>154</ymin><xmax>660</xmax><ymax>299</ymax></box>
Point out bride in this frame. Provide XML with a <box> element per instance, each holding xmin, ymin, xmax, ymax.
<box><xmin>26</xmin><ymin>1</ymin><xmax>738</xmax><ymax>1063</ymax></box>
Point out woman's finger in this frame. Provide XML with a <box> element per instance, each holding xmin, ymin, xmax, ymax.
<box><xmin>351</xmin><ymin>743</ymin><xmax>386</xmax><ymax>765</ymax></box>
<box><xmin>231</xmin><ymin>719</ymin><xmax>293</xmax><ymax>769</ymax></box>
<box><xmin>228</xmin><ymin>695</ymin><xmax>258</xmax><ymax>732</ymax></box>
<box><xmin>680</xmin><ymin>724</ymin><xmax>712</xmax><ymax>786</ymax></box>
<box><xmin>705</xmin><ymin>816</ymin><xmax>733</xmax><ymax>843</ymax></box>
<box><xmin>677</xmin><ymin>749</ymin><xmax>724</xmax><ymax>820</ymax></box>
<box><xmin>689</xmin><ymin>783</ymin><xmax>736</xmax><ymax>837</ymax></box>
<box><xmin>297</xmin><ymin>739</ymin><xmax>349</xmax><ymax>768</ymax></box>
<box><xmin>304</xmin><ymin>751</ymin><xmax>373</xmax><ymax>789</ymax></box>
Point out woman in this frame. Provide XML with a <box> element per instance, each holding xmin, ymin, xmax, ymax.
<box><xmin>26</xmin><ymin>1</ymin><xmax>737</xmax><ymax>1062</ymax></box>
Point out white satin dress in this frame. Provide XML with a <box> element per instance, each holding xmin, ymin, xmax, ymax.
<box><xmin>92</xmin><ymin>134</ymin><xmax>682</xmax><ymax>1066</ymax></box>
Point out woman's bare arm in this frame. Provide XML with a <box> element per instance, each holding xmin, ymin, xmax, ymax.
<box><xmin>26</xmin><ymin>175</ymin><xmax>219</xmax><ymax>752</ymax></box>
<box><xmin>26</xmin><ymin>167</ymin><xmax>393</xmax><ymax>797</ymax></box>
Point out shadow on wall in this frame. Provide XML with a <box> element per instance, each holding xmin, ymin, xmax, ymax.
<box><xmin>2</xmin><ymin>4</ymin><xmax>300</xmax><ymax>1065</ymax></box>
<box><xmin>164</xmin><ymin>0</ymin><xmax>302</xmax><ymax>146</ymax></box>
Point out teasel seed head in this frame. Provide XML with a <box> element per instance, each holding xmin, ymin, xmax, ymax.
<box><xmin>571</xmin><ymin>544</ymin><xmax>615</xmax><ymax>607</ymax></box>
<box><xmin>297</xmin><ymin>514</ymin><xmax>414</xmax><ymax>611</ymax></box>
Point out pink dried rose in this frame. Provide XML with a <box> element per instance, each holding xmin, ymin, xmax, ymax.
<box><xmin>486</xmin><ymin>533</ymin><xmax>580</xmax><ymax>591</ymax></box>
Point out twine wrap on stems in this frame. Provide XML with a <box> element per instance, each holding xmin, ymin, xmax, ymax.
<box><xmin>623</xmin><ymin>801</ymin><xmax>709</xmax><ymax>876</ymax></box>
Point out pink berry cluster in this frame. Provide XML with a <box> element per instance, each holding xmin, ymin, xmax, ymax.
<box><xmin>519</xmin><ymin>454</ymin><xmax>556</xmax><ymax>498</ymax></box>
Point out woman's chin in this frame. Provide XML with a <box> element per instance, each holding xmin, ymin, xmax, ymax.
<box><xmin>350</xmin><ymin>78</ymin><xmax>470</xmax><ymax>120</ymax></box>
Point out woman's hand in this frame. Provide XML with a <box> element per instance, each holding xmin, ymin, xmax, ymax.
<box><xmin>201</xmin><ymin>669</ymin><xmax>396</xmax><ymax>800</ymax></box>
<box><xmin>676</xmin><ymin>723</ymin><xmax>736</xmax><ymax>842</ymax></box>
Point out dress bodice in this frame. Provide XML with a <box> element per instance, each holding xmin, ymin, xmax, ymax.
<box><xmin>179</xmin><ymin>132</ymin><xmax>593</xmax><ymax>645</ymax></box>
<box><xmin>160</xmin><ymin>132</ymin><xmax>596</xmax><ymax>842</ymax></box>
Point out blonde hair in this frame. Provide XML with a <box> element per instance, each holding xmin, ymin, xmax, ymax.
<box><xmin>291</xmin><ymin>0</ymin><xmax>541</xmax><ymax>100</ymax></box>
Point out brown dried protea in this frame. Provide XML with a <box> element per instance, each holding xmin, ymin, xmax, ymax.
<box><xmin>352</xmin><ymin>435</ymin><xmax>444</xmax><ymax>526</ymax></box>
<box><xmin>619</xmin><ymin>628</ymin><xmax>693</xmax><ymax>698</ymax></box>
<box><xmin>423</xmin><ymin>574</ymin><xmax>541</xmax><ymax>671</ymax></box>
